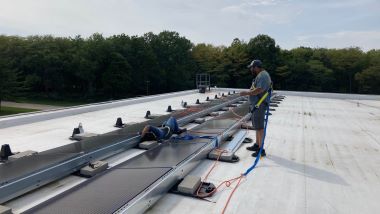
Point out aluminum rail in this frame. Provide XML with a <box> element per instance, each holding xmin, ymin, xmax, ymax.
<box><xmin>0</xmin><ymin>94</ymin><xmax>245</xmax><ymax>204</ymax></box>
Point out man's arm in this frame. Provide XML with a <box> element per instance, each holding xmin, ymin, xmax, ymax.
<box><xmin>240</xmin><ymin>87</ymin><xmax>264</xmax><ymax>96</ymax></box>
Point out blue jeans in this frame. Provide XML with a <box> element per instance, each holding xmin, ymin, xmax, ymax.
<box><xmin>148</xmin><ymin>117</ymin><xmax>179</xmax><ymax>140</ymax></box>
<box><xmin>163</xmin><ymin>116</ymin><xmax>179</xmax><ymax>133</ymax></box>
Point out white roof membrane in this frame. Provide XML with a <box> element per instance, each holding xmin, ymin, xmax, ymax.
<box><xmin>2</xmin><ymin>90</ymin><xmax>380</xmax><ymax>214</ymax></box>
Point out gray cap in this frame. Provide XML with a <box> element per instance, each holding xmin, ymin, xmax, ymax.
<box><xmin>247</xmin><ymin>59</ymin><xmax>262</xmax><ymax>68</ymax></box>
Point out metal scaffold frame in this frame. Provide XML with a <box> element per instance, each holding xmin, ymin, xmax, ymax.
<box><xmin>196</xmin><ymin>73</ymin><xmax>210</xmax><ymax>92</ymax></box>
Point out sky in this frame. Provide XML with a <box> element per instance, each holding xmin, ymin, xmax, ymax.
<box><xmin>0</xmin><ymin>0</ymin><xmax>379</xmax><ymax>51</ymax></box>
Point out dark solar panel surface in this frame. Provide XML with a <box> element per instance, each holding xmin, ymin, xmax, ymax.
<box><xmin>117</xmin><ymin>142</ymin><xmax>208</xmax><ymax>168</ymax></box>
<box><xmin>0</xmin><ymin>95</ymin><xmax>240</xmax><ymax>187</ymax></box>
<box><xmin>28</xmin><ymin>167</ymin><xmax>172</xmax><ymax>214</ymax></box>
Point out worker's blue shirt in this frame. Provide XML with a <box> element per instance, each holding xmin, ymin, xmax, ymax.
<box><xmin>249</xmin><ymin>70</ymin><xmax>272</xmax><ymax>107</ymax></box>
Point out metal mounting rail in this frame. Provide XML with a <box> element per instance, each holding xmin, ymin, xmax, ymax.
<box><xmin>0</xmin><ymin>94</ymin><xmax>245</xmax><ymax>204</ymax></box>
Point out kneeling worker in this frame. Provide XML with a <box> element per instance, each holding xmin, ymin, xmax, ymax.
<box><xmin>140</xmin><ymin>116</ymin><xmax>187</xmax><ymax>141</ymax></box>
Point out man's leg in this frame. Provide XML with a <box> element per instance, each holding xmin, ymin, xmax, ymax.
<box><xmin>247</xmin><ymin>111</ymin><xmax>260</xmax><ymax>151</ymax></box>
<box><xmin>252</xmin><ymin>104</ymin><xmax>266</xmax><ymax>157</ymax></box>
<box><xmin>164</xmin><ymin>116</ymin><xmax>186</xmax><ymax>134</ymax></box>
<box><xmin>165</xmin><ymin>117</ymin><xmax>179</xmax><ymax>133</ymax></box>
<box><xmin>256</xmin><ymin>130</ymin><xmax>260</xmax><ymax>145</ymax></box>
<box><xmin>257</xmin><ymin>129</ymin><xmax>264</xmax><ymax>148</ymax></box>
<box><xmin>252</xmin><ymin>128</ymin><xmax>266</xmax><ymax>157</ymax></box>
<box><xmin>247</xmin><ymin>128</ymin><xmax>260</xmax><ymax>151</ymax></box>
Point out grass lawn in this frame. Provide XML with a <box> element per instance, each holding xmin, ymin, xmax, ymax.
<box><xmin>13</xmin><ymin>98</ymin><xmax>89</xmax><ymax>107</ymax></box>
<box><xmin>0</xmin><ymin>106</ymin><xmax>38</xmax><ymax>116</ymax></box>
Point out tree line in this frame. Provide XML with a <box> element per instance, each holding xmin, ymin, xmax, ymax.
<box><xmin>0</xmin><ymin>31</ymin><xmax>379</xmax><ymax>105</ymax></box>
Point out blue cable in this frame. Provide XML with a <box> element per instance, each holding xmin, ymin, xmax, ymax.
<box><xmin>243</xmin><ymin>90</ymin><xmax>272</xmax><ymax>176</ymax></box>
<box><xmin>172</xmin><ymin>89</ymin><xmax>272</xmax><ymax>168</ymax></box>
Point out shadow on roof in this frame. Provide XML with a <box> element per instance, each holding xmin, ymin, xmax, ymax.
<box><xmin>268</xmin><ymin>155</ymin><xmax>348</xmax><ymax>186</ymax></box>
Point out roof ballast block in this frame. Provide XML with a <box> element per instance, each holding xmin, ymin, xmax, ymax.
<box><xmin>80</xmin><ymin>161</ymin><xmax>109</xmax><ymax>177</ymax></box>
<box><xmin>139</xmin><ymin>141</ymin><xmax>159</xmax><ymax>150</ymax></box>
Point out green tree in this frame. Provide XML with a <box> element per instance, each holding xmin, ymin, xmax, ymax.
<box><xmin>327</xmin><ymin>48</ymin><xmax>366</xmax><ymax>93</ymax></box>
<box><xmin>306</xmin><ymin>60</ymin><xmax>334</xmax><ymax>92</ymax></box>
<box><xmin>0</xmin><ymin>32</ymin><xmax>378</xmax><ymax>103</ymax></box>
<box><xmin>277</xmin><ymin>48</ymin><xmax>314</xmax><ymax>91</ymax></box>
<box><xmin>101</xmin><ymin>52</ymin><xmax>132</xmax><ymax>98</ymax></box>
<box><xmin>147</xmin><ymin>31</ymin><xmax>195</xmax><ymax>92</ymax></box>
<box><xmin>223</xmin><ymin>38</ymin><xmax>250</xmax><ymax>88</ymax></box>
<box><xmin>366</xmin><ymin>50</ymin><xmax>380</xmax><ymax>66</ymax></box>
<box><xmin>0</xmin><ymin>61</ymin><xmax>21</xmax><ymax>112</ymax></box>
<box><xmin>355</xmin><ymin>66</ymin><xmax>380</xmax><ymax>94</ymax></box>
<box><xmin>192</xmin><ymin>43</ymin><xmax>226</xmax><ymax>86</ymax></box>
<box><xmin>247</xmin><ymin>35</ymin><xmax>280</xmax><ymax>70</ymax></box>
<box><xmin>0</xmin><ymin>36</ymin><xmax>24</xmax><ymax>111</ymax></box>
<box><xmin>122</xmin><ymin>35</ymin><xmax>160</xmax><ymax>95</ymax></box>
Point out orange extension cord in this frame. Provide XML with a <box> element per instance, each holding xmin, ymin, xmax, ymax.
<box><xmin>193</xmin><ymin>147</ymin><xmax>246</xmax><ymax>214</ymax></box>
<box><xmin>186</xmin><ymin>106</ymin><xmax>250</xmax><ymax>214</ymax></box>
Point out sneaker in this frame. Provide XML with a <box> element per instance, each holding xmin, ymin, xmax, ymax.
<box><xmin>246</xmin><ymin>143</ymin><xmax>259</xmax><ymax>151</ymax></box>
<box><xmin>252</xmin><ymin>149</ymin><xmax>266</xmax><ymax>157</ymax></box>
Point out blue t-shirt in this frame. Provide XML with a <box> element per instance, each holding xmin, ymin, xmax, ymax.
<box><xmin>249</xmin><ymin>70</ymin><xmax>272</xmax><ymax>106</ymax></box>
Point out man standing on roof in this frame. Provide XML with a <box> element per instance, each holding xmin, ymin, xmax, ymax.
<box><xmin>240</xmin><ymin>59</ymin><xmax>272</xmax><ymax>157</ymax></box>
